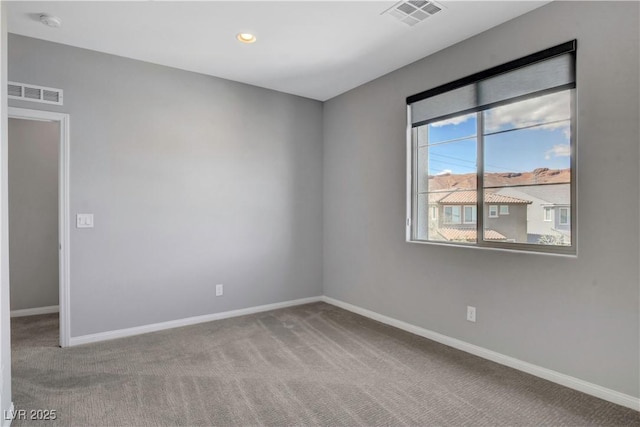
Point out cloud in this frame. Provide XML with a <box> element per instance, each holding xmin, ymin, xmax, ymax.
<box><xmin>431</xmin><ymin>113</ymin><xmax>474</xmax><ymax>127</ymax></box>
<box><xmin>436</xmin><ymin>169</ymin><xmax>452</xmax><ymax>176</ymax></box>
<box><xmin>544</xmin><ymin>144</ymin><xmax>571</xmax><ymax>160</ymax></box>
<box><xmin>484</xmin><ymin>91</ymin><xmax>570</xmax><ymax>138</ymax></box>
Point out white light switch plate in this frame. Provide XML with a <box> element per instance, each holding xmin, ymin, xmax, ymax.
<box><xmin>76</xmin><ymin>213</ymin><xmax>94</xmax><ymax>228</ymax></box>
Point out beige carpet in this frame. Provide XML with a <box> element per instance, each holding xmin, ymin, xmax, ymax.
<box><xmin>10</xmin><ymin>302</ymin><xmax>639</xmax><ymax>426</ymax></box>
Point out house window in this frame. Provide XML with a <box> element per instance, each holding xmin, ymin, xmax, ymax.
<box><xmin>431</xmin><ymin>206</ymin><xmax>438</xmax><ymax>221</ymax></box>
<box><xmin>463</xmin><ymin>205</ymin><xmax>477</xmax><ymax>224</ymax></box>
<box><xmin>443</xmin><ymin>206</ymin><xmax>461</xmax><ymax>224</ymax></box>
<box><xmin>559</xmin><ymin>207</ymin><xmax>570</xmax><ymax>225</ymax></box>
<box><xmin>407</xmin><ymin>41</ymin><xmax>576</xmax><ymax>255</ymax></box>
<box><xmin>544</xmin><ymin>207</ymin><xmax>553</xmax><ymax>222</ymax></box>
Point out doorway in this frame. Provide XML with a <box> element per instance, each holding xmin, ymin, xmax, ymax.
<box><xmin>8</xmin><ymin>108</ymin><xmax>70</xmax><ymax>348</ymax></box>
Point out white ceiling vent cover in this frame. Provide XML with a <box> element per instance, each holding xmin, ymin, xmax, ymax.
<box><xmin>383</xmin><ymin>0</ymin><xmax>444</xmax><ymax>27</ymax></box>
<box><xmin>8</xmin><ymin>82</ymin><xmax>63</xmax><ymax>105</ymax></box>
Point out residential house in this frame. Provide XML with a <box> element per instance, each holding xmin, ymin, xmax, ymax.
<box><xmin>429</xmin><ymin>190</ymin><xmax>532</xmax><ymax>243</ymax></box>
<box><xmin>497</xmin><ymin>184</ymin><xmax>571</xmax><ymax>244</ymax></box>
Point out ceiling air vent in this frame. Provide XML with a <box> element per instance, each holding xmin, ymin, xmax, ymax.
<box><xmin>8</xmin><ymin>82</ymin><xmax>63</xmax><ymax>106</ymax></box>
<box><xmin>383</xmin><ymin>0</ymin><xmax>444</xmax><ymax>27</ymax></box>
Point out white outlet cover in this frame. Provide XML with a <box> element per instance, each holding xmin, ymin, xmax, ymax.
<box><xmin>467</xmin><ymin>306</ymin><xmax>476</xmax><ymax>322</ymax></box>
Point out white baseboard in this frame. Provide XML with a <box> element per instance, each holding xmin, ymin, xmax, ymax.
<box><xmin>69</xmin><ymin>296</ymin><xmax>323</xmax><ymax>347</ymax></box>
<box><xmin>320</xmin><ymin>296</ymin><xmax>640</xmax><ymax>412</ymax></box>
<box><xmin>2</xmin><ymin>402</ymin><xmax>14</xmax><ymax>427</ymax></box>
<box><xmin>10</xmin><ymin>305</ymin><xmax>59</xmax><ymax>318</ymax></box>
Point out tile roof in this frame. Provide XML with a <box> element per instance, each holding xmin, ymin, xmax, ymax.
<box><xmin>438</xmin><ymin>228</ymin><xmax>507</xmax><ymax>242</ymax></box>
<box><xmin>483</xmin><ymin>229</ymin><xmax>509</xmax><ymax>240</ymax></box>
<box><xmin>435</xmin><ymin>190</ymin><xmax>531</xmax><ymax>205</ymax></box>
<box><xmin>428</xmin><ymin>192</ymin><xmax>450</xmax><ymax>203</ymax></box>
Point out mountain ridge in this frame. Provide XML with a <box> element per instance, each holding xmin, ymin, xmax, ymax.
<box><xmin>428</xmin><ymin>168</ymin><xmax>570</xmax><ymax>191</ymax></box>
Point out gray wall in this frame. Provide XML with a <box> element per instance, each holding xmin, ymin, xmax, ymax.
<box><xmin>8</xmin><ymin>118</ymin><xmax>59</xmax><ymax>311</ymax></box>
<box><xmin>8</xmin><ymin>34</ymin><xmax>324</xmax><ymax>337</ymax></box>
<box><xmin>323</xmin><ymin>1</ymin><xmax>639</xmax><ymax>398</ymax></box>
<box><xmin>4</xmin><ymin>0</ymin><xmax>638</xmax><ymax>403</ymax></box>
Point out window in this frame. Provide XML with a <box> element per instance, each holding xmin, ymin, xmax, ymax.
<box><xmin>407</xmin><ymin>41</ymin><xmax>576</xmax><ymax>255</ymax></box>
<box><xmin>463</xmin><ymin>205</ymin><xmax>477</xmax><ymax>224</ymax></box>
<box><xmin>559</xmin><ymin>207</ymin><xmax>570</xmax><ymax>225</ymax></box>
<box><xmin>443</xmin><ymin>206</ymin><xmax>461</xmax><ymax>224</ymax></box>
<box><xmin>431</xmin><ymin>206</ymin><xmax>438</xmax><ymax>221</ymax></box>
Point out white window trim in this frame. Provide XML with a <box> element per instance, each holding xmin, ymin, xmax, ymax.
<box><xmin>431</xmin><ymin>206</ymin><xmax>437</xmax><ymax>221</ymax></box>
<box><xmin>499</xmin><ymin>205</ymin><xmax>509</xmax><ymax>215</ymax></box>
<box><xmin>443</xmin><ymin>205</ymin><xmax>461</xmax><ymax>225</ymax></box>
<box><xmin>559</xmin><ymin>207</ymin><xmax>570</xmax><ymax>225</ymax></box>
<box><xmin>544</xmin><ymin>207</ymin><xmax>553</xmax><ymax>222</ymax></box>
<box><xmin>463</xmin><ymin>205</ymin><xmax>477</xmax><ymax>224</ymax></box>
<box><xmin>488</xmin><ymin>205</ymin><xmax>499</xmax><ymax>218</ymax></box>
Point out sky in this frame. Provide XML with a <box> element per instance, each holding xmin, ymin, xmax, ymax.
<box><xmin>423</xmin><ymin>90</ymin><xmax>572</xmax><ymax>176</ymax></box>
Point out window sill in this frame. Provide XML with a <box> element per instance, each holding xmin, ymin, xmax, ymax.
<box><xmin>406</xmin><ymin>238</ymin><xmax>577</xmax><ymax>258</ymax></box>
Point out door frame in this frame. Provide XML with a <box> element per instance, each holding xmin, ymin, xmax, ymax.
<box><xmin>8</xmin><ymin>107</ymin><xmax>70</xmax><ymax>347</ymax></box>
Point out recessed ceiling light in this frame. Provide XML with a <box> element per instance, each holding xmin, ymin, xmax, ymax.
<box><xmin>236</xmin><ymin>33</ymin><xmax>256</xmax><ymax>44</ymax></box>
<box><xmin>39</xmin><ymin>14</ymin><xmax>62</xmax><ymax>28</ymax></box>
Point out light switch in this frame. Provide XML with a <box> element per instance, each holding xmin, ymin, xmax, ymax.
<box><xmin>76</xmin><ymin>213</ymin><xmax>94</xmax><ymax>228</ymax></box>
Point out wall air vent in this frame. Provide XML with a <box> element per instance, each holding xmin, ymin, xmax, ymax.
<box><xmin>383</xmin><ymin>0</ymin><xmax>443</xmax><ymax>27</ymax></box>
<box><xmin>8</xmin><ymin>82</ymin><xmax>63</xmax><ymax>105</ymax></box>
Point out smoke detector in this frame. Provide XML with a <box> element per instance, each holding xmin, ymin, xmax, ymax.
<box><xmin>383</xmin><ymin>1</ymin><xmax>444</xmax><ymax>27</ymax></box>
<box><xmin>39</xmin><ymin>14</ymin><xmax>62</xmax><ymax>28</ymax></box>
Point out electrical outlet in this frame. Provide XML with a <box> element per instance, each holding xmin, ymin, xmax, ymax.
<box><xmin>215</xmin><ymin>284</ymin><xmax>223</xmax><ymax>297</ymax></box>
<box><xmin>466</xmin><ymin>306</ymin><xmax>476</xmax><ymax>322</ymax></box>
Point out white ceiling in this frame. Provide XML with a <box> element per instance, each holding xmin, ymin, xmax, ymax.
<box><xmin>7</xmin><ymin>1</ymin><xmax>549</xmax><ymax>101</ymax></box>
